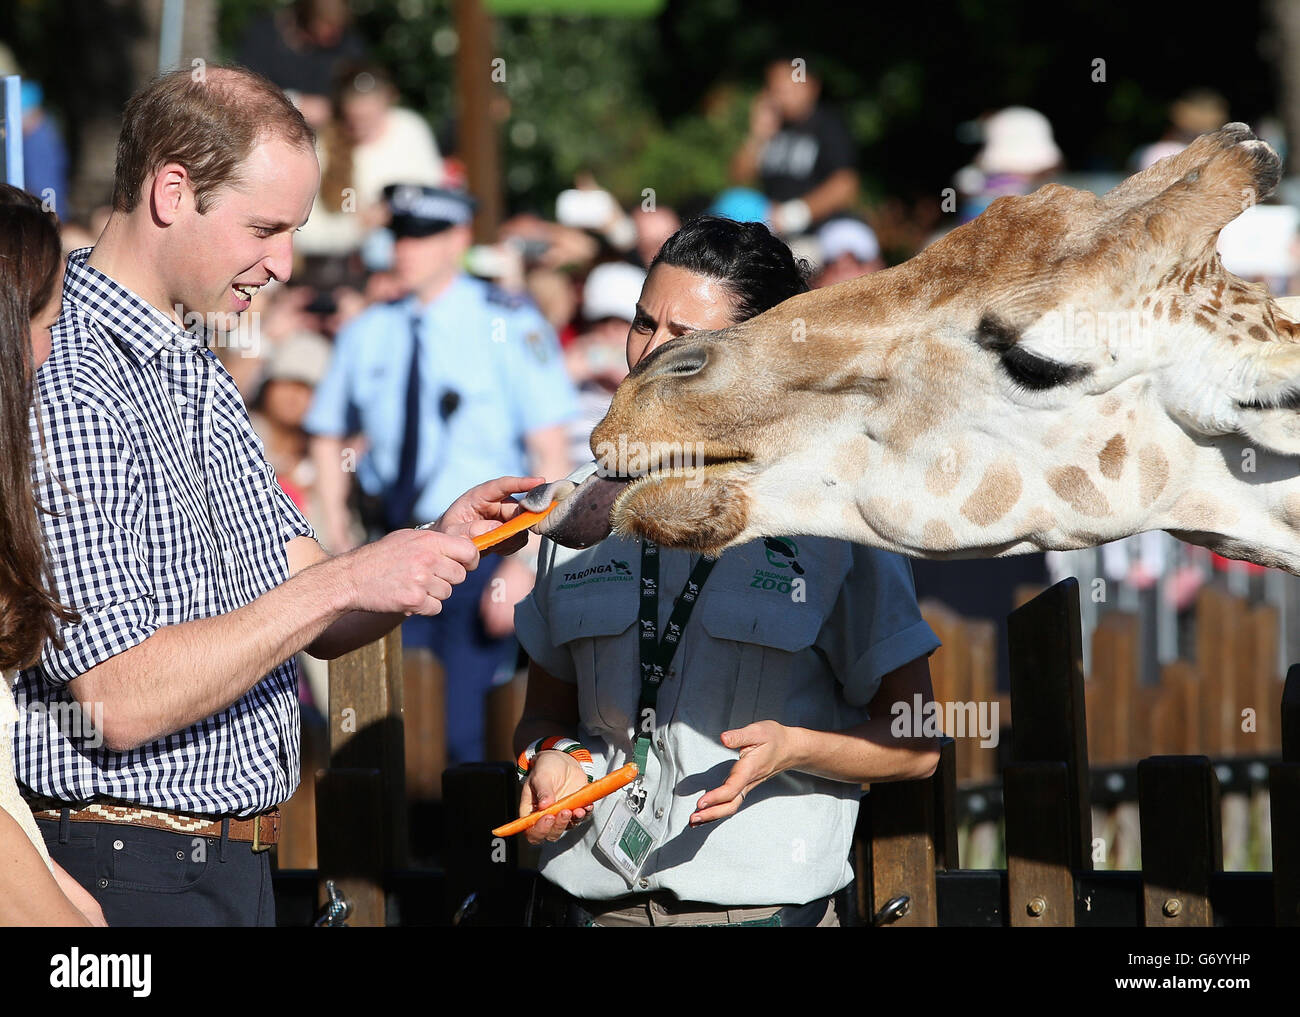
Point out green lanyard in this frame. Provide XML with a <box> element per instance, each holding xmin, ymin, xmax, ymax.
<box><xmin>632</xmin><ymin>540</ymin><xmax>717</xmax><ymax>796</ymax></box>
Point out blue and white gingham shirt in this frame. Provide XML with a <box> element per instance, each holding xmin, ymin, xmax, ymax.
<box><xmin>13</xmin><ymin>248</ymin><xmax>316</xmax><ymax>817</ymax></box>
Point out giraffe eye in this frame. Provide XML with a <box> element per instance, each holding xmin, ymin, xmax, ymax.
<box><xmin>999</xmin><ymin>345</ymin><xmax>1088</xmax><ymax>391</ymax></box>
<box><xmin>974</xmin><ymin>313</ymin><xmax>1092</xmax><ymax>392</ymax></box>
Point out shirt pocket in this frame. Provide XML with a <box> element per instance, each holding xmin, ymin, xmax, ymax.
<box><xmin>209</xmin><ymin>464</ymin><xmax>284</xmax><ymax>608</ymax></box>
<box><xmin>695</xmin><ymin>593</ymin><xmax>829</xmax><ymax>732</ymax></box>
<box><xmin>547</xmin><ymin>590</ymin><xmax>639</xmax><ymax>736</ymax></box>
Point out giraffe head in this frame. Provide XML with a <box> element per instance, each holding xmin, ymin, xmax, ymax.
<box><xmin>536</xmin><ymin>124</ymin><xmax>1300</xmax><ymax>570</ymax></box>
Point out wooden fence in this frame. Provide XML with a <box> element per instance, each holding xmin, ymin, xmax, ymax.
<box><xmin>269</xmin><ymin>577</ymin><xmax>1300</xmax><ymax>926</ymax></box>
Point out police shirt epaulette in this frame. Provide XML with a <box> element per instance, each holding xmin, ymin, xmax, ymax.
<box><xmin>484</xmin><ymin>283</ymin><xmax>527</xmax><ymax>310</ymax></box>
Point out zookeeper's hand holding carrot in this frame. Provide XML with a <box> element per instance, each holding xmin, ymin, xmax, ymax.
<box><xmin>518</xmin><ymin>750</ymin><xmax>596</xmax><ymax>846</ymax></box>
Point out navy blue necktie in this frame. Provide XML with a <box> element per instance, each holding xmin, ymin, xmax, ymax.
<box><xmin>388</xmin><ymin>314</ymin><xmax>423</xmax><ymax>530</ymax></box>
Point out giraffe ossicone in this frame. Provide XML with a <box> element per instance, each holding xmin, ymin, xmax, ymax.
<box><xmin>536</xmin><ymin>123</ymin><xmax>1300</xmax><ymax>575</ymax></box>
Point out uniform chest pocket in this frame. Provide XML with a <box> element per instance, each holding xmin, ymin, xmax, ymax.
<box><xmin>547</xmin><ymin>590</ymin><xmax>640</xmax><ymax>735</ymax></box>
<box><xmin>694</xmin><ymin>593</ymin><xmax>830</xmax><ymax>730</ymax></box>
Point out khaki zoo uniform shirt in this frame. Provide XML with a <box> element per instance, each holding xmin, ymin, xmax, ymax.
<box><xmin>513</xmin><ymin>533</ymin><xmax>941</xmax><ymax>907</ymax></box>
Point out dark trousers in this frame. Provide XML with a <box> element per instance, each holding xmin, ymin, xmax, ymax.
<box><xmin>400</xmin><ymin>563</ymin><xmax>518</xmax><ymax>765</ymax></box>
<box><xmin>36</xmin><ymin>816</ymin><xmax>275</xmax><ymax>927</ymax></box>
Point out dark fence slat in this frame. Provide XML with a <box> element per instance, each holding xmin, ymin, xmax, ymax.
<box><xmin>1137</xmin><ymin>755</ymin><xmax>1222</xmax><ymax>927</ymax></box>
<box><xmin>314</xmin><ymin>768</ymin><xmax>386</xmax><ymax>926</ymax></box>
<box><xmin>443</xmin><ymin>762</ymin><xmax>524</xmax><ymax>926</ymax></box>
<box><xmin>325</xmin><ymin>629</ymin><xmax>408</xmax><ymax>869</ymax></box>
<box><xmin>1004</xmin><ymin>761</ymin><xmax>1075</xmax><ymax>926</ymax></box>
<box><xmin>1272</xmin><ymin>665</ymin><xmax>1300</xmax><ymax>925</ymax></box>
<box><xmin>1007</xmin><ymin>578</ymin><xmax>1093</xmax><ymax>873</ymax></box>
<box><xmin>933</xmin><ymin>736</ymin><xmax>958</xmax><ymax>872</ymax></box>
<box><xmin>862</xmin><ymin>778</ymin><xmax>938</xmax><ymax>926</ymax></box>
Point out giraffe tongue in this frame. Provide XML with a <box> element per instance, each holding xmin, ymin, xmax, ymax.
<box><xmin>527</xmin><ymin>467</ymin><xmax>624</xmax><ymax>549</ymax></box>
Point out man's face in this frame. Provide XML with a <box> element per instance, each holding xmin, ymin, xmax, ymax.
<box><xmin>165</xmin><ymin>137</ymin><xmax>319</xmax><ymax>329</ymax></box>
<box><xmin>391</xmin><ymin>225</ymin><xmax>470</xmax><ymax>295</ymax></box>
<box><xmin>765</xmin><ymin>63</ymin><xmax>819</xmax><ymax>121</ymax></box>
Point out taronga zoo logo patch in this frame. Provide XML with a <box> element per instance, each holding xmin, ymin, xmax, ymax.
<box><xmin>751</xmin><ymin>537</ymin><xmax>806</xmax><ymax>593</ymax></box>
<box><xmin>559</xmin><ymin>558</ymin><xmax>634</xmax><ymax>590</ymax></box>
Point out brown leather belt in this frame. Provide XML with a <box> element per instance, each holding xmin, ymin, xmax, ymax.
<box><xmin>30</xmin><ymin>799</ymin><xmax>280</xmax><ymax>852</ymax></box>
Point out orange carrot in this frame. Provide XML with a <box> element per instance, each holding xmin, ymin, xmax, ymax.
<box><xmin>471</xmin><ymin>501</ymin><xmax>556</xmax><ymax>551</ymax></box>
<box><xmin>493</xmin><ymin>762</ymin><xmax>639</xmax><ymax>837</ymax></box>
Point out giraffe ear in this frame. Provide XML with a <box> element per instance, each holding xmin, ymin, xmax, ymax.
<box><xmin>1235</xmin><ymin>342</ymin><xmax>1300</xmax><ymax>455</ymax></box>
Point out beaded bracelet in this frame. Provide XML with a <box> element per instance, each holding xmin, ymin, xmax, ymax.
<box><xmin>517</xmin><ymin>736</ymin><xmax>596</xmax><ymax>783</ymax></box>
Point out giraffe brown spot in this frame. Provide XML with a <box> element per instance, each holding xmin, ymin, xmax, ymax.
<box><xmin>1193</xmin><ymin>313</ymin><xmax>1212</xmax><ymax>330</ymax></box>
<box><xmin>1020</xmin><ymin>506</ymin><xmax>1056</xmax><ymax>538</ymax></box>
<box><xmin>1152</xmin><ymin>300</ymin><xmax>1163</xmax><ymax>318</ymax></box>
<box><xmin>1170</xmin><ymin>492</ymin><xmax>1231</xmax><ymax>530</ymax></box>
<box><xmin>1098</xmin><ymin>434</ymin><xmax>1127</xmax><ymax>480</ymax></box>
<box><xmin>1047</xmin><ymin>465</ymin><xmax>1110</xmax><ymax>517</ymax></box>
<box><xmin>1137</xmin><ymin>444</ymin><xmax>1169</xmax><ymax>509</ymax></box>
<box><xmin>1169</xmin><ymin>302</ymin><xmax>1182</xmax><ymax>323</ymax></box>
<box><xmin>1230</xmin><ymin>312</ymin><xmax>1245</xmax><ymax>323</ymax></box>
<box><xmin>1281</xmin><ymin>493</ymin><xmax>1300</xmax><ymax>532</ymax></box>
<box><xmin>959</xmin><ymin>462</ymin><xmax>1023</xmax><ymax>526</ymax></box>
<box><xmin>864</xmin><ymin>496</ymin><xmax>914</xmax><ymax>542</ymax></box>
<box><xmin>920</xmin><ymin>518</ymin><xmax>957</xmax><ymax>550</ymax></box>
<box><xmin>924</xmin><ymin>448</ymin><xmax>963</xmax><ymax>496</ymax></box>
<box><xmin>1228</xmin><ymin>333</ymin><xmax>1243</xmax><ymax>344</ymax></box>
<box><xmin>1249</xmin><ymin>325</ymin><xmax>1268</xmax><ymax>341</ymax></box>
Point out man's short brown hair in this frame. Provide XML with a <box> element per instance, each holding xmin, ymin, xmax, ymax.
<box><xmin>112</xmin><ymin>65</ymin><xmax>316</xmax><ymax>215</ymax></box>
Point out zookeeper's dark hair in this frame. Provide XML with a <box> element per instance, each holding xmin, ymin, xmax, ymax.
<box><xmin>648</xmin><ymin>215</ymin><xmax>810</xmax><ymax>322</ymax></box>
<box><xmin>0</xmin><ymin>184</ymin><xmax>77</xmax><ymax>670</ymax></box>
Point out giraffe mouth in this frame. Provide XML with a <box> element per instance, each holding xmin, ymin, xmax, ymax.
<box><xmin>530</xmin><ymin>453</ymin><xmax>750</xmax><ymax>549</ymax></box>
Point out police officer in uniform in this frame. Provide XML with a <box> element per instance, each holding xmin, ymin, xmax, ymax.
<box><xmin>306</xmin><ymin>184</ymin><xmax>577</xmax><ymax>765</ymax></box>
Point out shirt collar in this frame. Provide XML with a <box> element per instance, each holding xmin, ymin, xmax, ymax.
<box><xmin>407</xmin><ymin>272</ymin><xmax>473</xmax><ymax>325</ymax></box>
<box><xmin>63</xmin><ymin>247</ymin><xmax>207</xmax><ymax>364</ymax></box>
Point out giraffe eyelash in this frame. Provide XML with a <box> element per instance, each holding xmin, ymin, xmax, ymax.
<box><xmin>1239</xmin><ymin>389</ymin><xmax>1300</xmax><ymax>411</ymax></box>
<box><xmin>999</xmin><ymin>344</ymin><xmax>1092</xmax><ymax>392</ymax></box>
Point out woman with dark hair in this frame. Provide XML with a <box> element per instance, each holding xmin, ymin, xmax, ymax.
<box><xmin>511</xmin><ymin>216</ymin><xmax>942</xmax><ymax>926</ymax></box>
<box><xmin>0</xmin><ymin>184</ymin><xmax>105</xmax><ymax>925</ymax></box>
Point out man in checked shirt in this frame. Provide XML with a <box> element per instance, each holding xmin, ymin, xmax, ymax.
<box><xmin>13</xmin><ymin>66</ymin><xmax>539</xmax><ymax>926</ymax></box>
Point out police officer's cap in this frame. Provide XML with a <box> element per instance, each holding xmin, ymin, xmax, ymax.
<box><xmin>384</xmin><ymin>184</ymin><xmax>477</xmax><ymax>238</ymax></box>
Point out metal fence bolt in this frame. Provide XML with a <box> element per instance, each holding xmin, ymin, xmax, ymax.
<box><xmin>1163</xmin><ymin>898</ymin><xmax>1181</xmax><ymax>918</ymax></box>
<box><xmin>872</xmin><ymin>895</ymin><xmax>911</xmax><ymax>925</ymax></box>
<box><xmin>1027</xmin><ymin>896</ymin><xmax>1047</xmax><ymax>917</ymax></box>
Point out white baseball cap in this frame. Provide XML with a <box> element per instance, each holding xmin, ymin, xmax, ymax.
<box><xmin>817</xmin><ymin>218</ymin><xmax>880</xmax><ymax>263</ymax></box>
<box><xmin>582</xmin><ymin>261</ymin><xmax>646</xmax><ymax>323</ymax></box>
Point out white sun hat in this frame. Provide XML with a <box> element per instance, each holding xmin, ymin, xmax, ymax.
<box><xmin>976</xmin><ymin>107</ymin><xmax>1063</xmax><ymax>176</ymax></box>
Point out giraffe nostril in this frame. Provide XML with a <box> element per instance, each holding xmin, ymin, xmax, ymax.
<box><xmin>665</xmin><ymin>354</ymin><xmax>706</xmax><ymax>375</ymax></box>
<box><xmin>649</xmin><ymin>345</ymin><xmax>708</xmax><ymax>379</ymax></box>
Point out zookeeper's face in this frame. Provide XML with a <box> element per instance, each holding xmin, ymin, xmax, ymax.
<box><xmin>170</xmin><ymin>136</ymin><xmax>319</xmax><ymax>330</ymax></box>
<box><xmin>626</xmin><ymin>262</ymin><xmax>740</xmax><ymax>371</ymax></box>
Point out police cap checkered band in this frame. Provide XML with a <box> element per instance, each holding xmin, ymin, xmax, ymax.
<box><xmin>384</xmin><ymin>184</ymin><xmax>476</xmax><ymax>236</ymax></box>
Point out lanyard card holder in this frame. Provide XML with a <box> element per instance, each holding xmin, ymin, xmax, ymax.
<box><xmin>595</xmin><ymin>785</ymin><xmax>667</xmax><ymax>887</ymax></box>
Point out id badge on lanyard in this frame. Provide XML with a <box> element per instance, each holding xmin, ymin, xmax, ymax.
<box><xmin>594</xmin><ymin>539</ymin><xmax>716</xmax><ymax>887</ymax></box>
